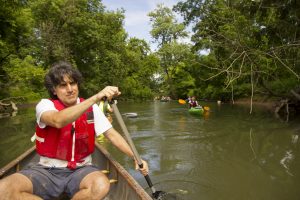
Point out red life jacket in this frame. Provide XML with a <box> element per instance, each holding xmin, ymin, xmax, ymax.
<box><xmin>35</xmin><ymin>98</ymin><xmax>95</xmax><ymax>169</ymax></box>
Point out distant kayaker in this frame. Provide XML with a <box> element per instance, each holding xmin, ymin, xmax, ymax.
<box><xmin>188</xmin><ymin>96</ymin><xmax>201</xmax><ymax>108</ymax></box>
<box><xmin>0</xmin><ymin>61</ymin><xmax>149</xmax><ymax>200</ymax></box>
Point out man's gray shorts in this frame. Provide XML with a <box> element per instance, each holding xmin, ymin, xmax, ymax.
<box><xmin>18</xmin><ymin>163</ymin><xmax>99</xmax><ymax>200</ymax></box>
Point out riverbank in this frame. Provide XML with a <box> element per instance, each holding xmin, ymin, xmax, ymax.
<box><xmin>233</xmin><ymin>97</ymin><xmax>280</xmax><ymax>112</ymax></box>
<box><xmin>4</xmin><ymin>97</ymin><xmax>282</xmax><ymax>113</ymax></box>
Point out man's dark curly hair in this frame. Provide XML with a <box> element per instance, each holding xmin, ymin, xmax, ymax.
<box><xmin>44</xmin><ymin>61</ymin><xmax>83</xmax><ymax>99</ymax></box>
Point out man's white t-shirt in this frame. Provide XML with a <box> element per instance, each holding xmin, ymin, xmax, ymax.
<box><xmin>35</xmin><ymin>98</ymin><xmax>112</xmax><ymax>167</ymax></box>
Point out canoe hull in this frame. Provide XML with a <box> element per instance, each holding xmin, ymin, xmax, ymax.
<box><xmin>0</xmin><ymin>143</ymin><xmax>152</xmax><ymax>200</ymax></box>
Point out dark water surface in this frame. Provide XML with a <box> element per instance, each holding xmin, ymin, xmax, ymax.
<box><xmin>1</xmin><ymin>101</ymin><xmax>300</xmax><ymax>200</ymax></box>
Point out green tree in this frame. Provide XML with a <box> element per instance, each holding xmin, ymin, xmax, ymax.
<box><xmin>156</xmin><ymin>41</ymin><xmax>195</xmax><ymax>98</ymax></box>
<box><xmin>149</xmin><ymin>4</ymin><xmax>190</xmax><ymax>98</ymax></box>
<box><xmin>122</xmin><ymin>38</ymin><xmax>160</xmax><ymax>100</ymax></box>
<box><xmin>0</xmin><ymin>0</ymin><xmax>45</xmax><ymax>101</ymax></box>
<box><xmin>30</xmin><ymin>0</ymin><xmax>129</xmax><ymax>97</ymax></box>
<box><xmin>174</xmin><ymin>0</ymin><xmax>300</xmax><ymax>101</ymax></box>
<box><xmin>149</xmin><ymin>4</ymin><xmax>187</xmax><ymax>46</ymax></box>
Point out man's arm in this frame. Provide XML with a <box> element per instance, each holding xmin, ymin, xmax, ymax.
<box><xmin>40</xmin><ymin>86</ymin><xmax>120</xmax><ymax>128</ymax></box>
<box><xmin>104</xmin><ymin>128</ymin><xmax>134</xmax><ymax>157</ymax></box>
<box><xmin>104</xmin><ymin>128</ymin><xmax>149</xmax><ymax>176</ymax></box>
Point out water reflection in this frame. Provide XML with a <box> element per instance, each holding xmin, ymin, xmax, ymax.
<box><xmin>280</xmin><ymin>150</ymin><xmax>294</xmax><ymax>176</ymax></box>
<box><xmin>0</xmin><ymin>108</ymin><xmax>35</xmax><ymax>167</ymax></box>
<box><xmin>0</xmin><ymin>111</ymin><xmax>17</xmax><ymax>119</ymax></box>
<box><xmin>110</xmin><ymin>101</ymin><xmax>300</xmax><ymax>200</ymax></box>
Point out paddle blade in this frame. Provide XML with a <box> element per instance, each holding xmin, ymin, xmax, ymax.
<box><xmin>153</xmin><ymin>191</ymin><xmax>178</xmax><ymax>200</ymax></box>
<box><xmin>204</xmin><ymin>106</ymin><xmax>210</xmax><ymax>111</ymax></box>
<box><xmin>178</xmin><ymin>99</ymin><xmax>186</xmax><ymax>104</ymax></box>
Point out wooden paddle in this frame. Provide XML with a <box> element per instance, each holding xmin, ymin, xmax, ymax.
<box><xmin>110</xmin><ymin>101</ymin><xmax>165</xmax><ymax>199</ymax></box>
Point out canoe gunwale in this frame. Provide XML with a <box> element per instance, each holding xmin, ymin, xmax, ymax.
<box><xmin>0</xmin><ymin>145</ymin><xmax>36</xmax><ymax>178</ymax></box>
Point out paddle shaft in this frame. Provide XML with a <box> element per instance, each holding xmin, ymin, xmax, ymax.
<box><xmin>110</xmin><ymin>103</ymin><xmax>157</xmax><ymax>194</ymax></box>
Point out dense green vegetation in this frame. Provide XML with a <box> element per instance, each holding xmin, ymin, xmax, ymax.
<box><xmin>174</xmin><ymin>0</ymin><xmax>300</xmax><ymax>101</ymax></box>
<box><xmin>0</xmin><ymin>0</ymin><xmax>299</xmax><ymax>104</ymax></box>
<box><xmin>0</xmin><ymin>0</ymin><xmax>159</xmax><ymax>102</ymax></box>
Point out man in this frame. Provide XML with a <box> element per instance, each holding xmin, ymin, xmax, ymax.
<box><xmin>0</xmin><ymin>61</ymin><xmax>149</xmax><ymax>200</ymax></box>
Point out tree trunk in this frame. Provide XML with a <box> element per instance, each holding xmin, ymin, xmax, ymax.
<box><xmin>290</xmin><ymin>89</ymin><xmax>300</xmax><ymax>101</ymax></box>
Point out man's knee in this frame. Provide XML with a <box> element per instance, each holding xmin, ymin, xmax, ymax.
<box><xmin>78</xmin><ymin>171</ymin><xmax>110</xmax><ymax>199</ymax></box>
<box><xmin>90</xmin><ymin>173</ymin><xmax>110</xmax><ymax>198</ymax></box>
<box><xmin>0</xmin><ymin>174</ymin><xmax>41</xmax><ymax>200</ymax></box>
<box><xmin>90</xmin><ymin>172</ymin><xmax>110</xmax><ymax>199</ymax></box>
<box><xmin>0</xmin><ymin>174</ymin><xmax>32</xmax><ymax>192</ymax></box>
<box><xmin>0</xmin><ymin>176</ymin><xmax>16</xmax><ymax>199</ymax></box>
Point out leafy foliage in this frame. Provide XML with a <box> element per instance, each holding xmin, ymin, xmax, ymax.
<box><xmin>1</xmin><ymin>0</ymin><xmax>299</xmax><ymax>104</ymax></box>
<box><xmin>0</xmin><ymin>0</ymin><xmax>160</xmax><ymax>102</ymax></box>
<box><xmin>174</xmin><ymin>0</ymin><xmax>300</xmax><ymax>101</ymax></box>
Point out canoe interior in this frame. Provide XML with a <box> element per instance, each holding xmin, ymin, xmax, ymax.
<box><xmin>0</xmin><ymin>143</ymin><xmax>152</xmax><ymax>200</ymax></box>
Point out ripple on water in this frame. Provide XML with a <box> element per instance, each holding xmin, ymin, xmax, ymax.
<box><xmin>143</xmin><ymin>178</ymin><xmax>218</xmax><ymax>200</ymax></box>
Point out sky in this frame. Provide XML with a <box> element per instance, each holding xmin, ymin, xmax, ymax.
<box><xmin>101</xmin><ymin>0</ymin><xmax>185</xmax><ymax>51</ymax></box>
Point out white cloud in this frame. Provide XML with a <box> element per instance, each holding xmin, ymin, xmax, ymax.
<box><xmin>124</xmin><ymin>11</ymin><xmax>148</xmax><ymax>27</ymax></box>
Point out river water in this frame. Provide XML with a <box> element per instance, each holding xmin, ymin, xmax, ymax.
<box><xmin>0</xmin><ymin>101</ymin><xmax>300</xmax><ymax>200</ymax></box>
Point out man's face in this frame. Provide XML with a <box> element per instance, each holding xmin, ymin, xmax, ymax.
<box><xmin>53</xmin><ymin>75</ymin><xmax>79</xmax><ymax>107</ymax></box>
